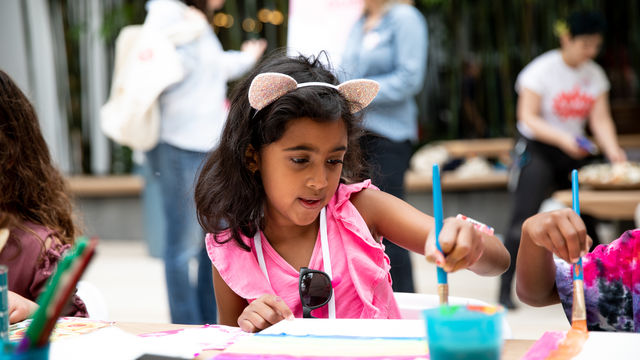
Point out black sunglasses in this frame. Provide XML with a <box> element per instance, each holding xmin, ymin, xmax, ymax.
<box><xmin>298</xmin><ymin>267</ymin><xmax>333</xmax><ymax>318</ymax></box>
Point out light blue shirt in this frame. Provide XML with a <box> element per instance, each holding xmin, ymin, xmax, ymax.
<box><xmin>339</xmin><ymin>4</ymin><xmax>428</xmax><ymax>142</ymax></box>
<box><xmin>144</xmin><ymin>0</ymin><xmax>255</xmax><ymax>152</ymax></box>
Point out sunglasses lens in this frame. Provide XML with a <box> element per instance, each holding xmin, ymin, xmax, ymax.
<box><xmin>300</xmin><ymin>272</ymin><xmax>332</xmax><ymax>307</ymax></box>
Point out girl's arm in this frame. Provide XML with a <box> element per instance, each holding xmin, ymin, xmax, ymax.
<box><xmin>351</xmin><ymin>189</ymin><xmax>510</xmax><ymax>276</ymax></box>
<box><xmin>212</xmin><ymin>266</ymin><xmax>294</xmax><ymax>332</ymax></box>
<box><xmin>212</xmin><ymin>265</ymin><xmax>248</xmax><ymax>326</ymax></box>
<box><xmin>515</xmin><ymin>209</ymin><xmax>590</xmax><ymax>306</ymax></box>
<box><xmin>588</xmin><ymin>93</ymin><xmax>627</xmax><ymax>163</ymax></box>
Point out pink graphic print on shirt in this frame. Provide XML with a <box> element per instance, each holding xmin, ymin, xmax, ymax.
<box><xmin>552</xmin><ymin>86</ymin><xmax>595</xmax><ymax>120</ymax></box>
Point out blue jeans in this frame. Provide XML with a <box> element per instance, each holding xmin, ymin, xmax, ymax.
<box><xmin>146</xmin><ymin>143</ymin><xmax>217</xmax><ymax>324</ymax></box>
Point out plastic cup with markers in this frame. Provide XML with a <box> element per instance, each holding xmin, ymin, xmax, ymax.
<box><xmin>423</xmin><ymin>304</ymin><xmax>504</xmax><ymax>360</ymax></box>
<box><xmin>0</xmin><ymin>341</ymin><xmax>49</xmax><ymax>360</ymax></box>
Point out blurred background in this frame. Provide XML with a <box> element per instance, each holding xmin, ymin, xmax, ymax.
<box><xmin>1</xmin><ymin>0</ymin><xmax>639</xmax><ymax>338</ymax></box>
<box><xmin>1</xmin><ymin>0</ymin><xmax>638</xmax><ymax>177</ymax></box>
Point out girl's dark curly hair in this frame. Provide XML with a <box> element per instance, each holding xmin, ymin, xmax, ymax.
<box><xmin>195</xmin><ymin>51</ymin><xmax>367</xmax><ymax>251</ymax></box>
<box><xmin>0</xmin><ymin>70</ymin><xmax>77</xmax><ymax>246</ymax></box>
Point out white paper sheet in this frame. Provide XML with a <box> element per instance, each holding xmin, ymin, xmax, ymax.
<box><xmin>574</xmin><ymin>331</ymin><xmax>640</xmax><ymax>359</ymax></box>
<box><xmin>260</xmin><ymin>318</ymin><xmax>426</xmax><ymax>338</ymax></box>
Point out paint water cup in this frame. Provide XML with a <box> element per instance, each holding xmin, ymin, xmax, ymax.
<box><xmin>0</xmin><ymin>341</ymin><xmax>49</xmax><ymax>360</ymax></box>
<box><xmin>423</xmin><ymin>305</ymin><xmax>504</xmax><ymax>360</ymax></box>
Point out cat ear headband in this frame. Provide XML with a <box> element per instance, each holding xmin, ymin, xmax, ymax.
<box><xmin>248</xmin><ymin>72</ymin><xmax>379</xmax><ymax>113</ymax></box>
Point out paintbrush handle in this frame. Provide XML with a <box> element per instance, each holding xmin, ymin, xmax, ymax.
<box><xmin>432</xmin><ymin>164</ymin><xmax>448</xmax><ymax>304</ymax></box>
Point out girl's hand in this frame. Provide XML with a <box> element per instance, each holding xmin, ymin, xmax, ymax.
<box><xmin>237</xmin><ymin>294</ymin><xmax>294</xmax><ymax>333</ymax></box>
<box><xmin>8</xmin><ymin>291</ymin><xmax>38</xmax><ymax>324</ymax></box>
<box><xmin>425</xmin><ymin>217</ymin><xmax>484</xmax><ymax>273</ymax></box>
<box><xmin>521</xmin><ymin>209</ymin><xmax>592</xmax><ymax>263</ymax></box>
<box><xmin>605</xmin><ymin>146</ymin><xmax>627</xmax><ymax>163</ymax></box>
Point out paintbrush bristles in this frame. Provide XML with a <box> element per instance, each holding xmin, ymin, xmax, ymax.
<box><xmin>571</xmin><ymin>279</ymin><xmax>586</xmax><ymax>327</ymax></box>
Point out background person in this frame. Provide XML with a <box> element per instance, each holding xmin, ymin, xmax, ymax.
<box><xmin>143</xmin><ymin>0</ymin><xmax>266</xmax><ymax>324</ymax></box>
<box><xmin>499</xmin><ymin>10</ymin><xmax>627</xmax><ymax>309</ymax></box>
<box><xmin>339</xmin><ymin>0</ymin><xmax>428</xmax><ymax>293</ymax></box>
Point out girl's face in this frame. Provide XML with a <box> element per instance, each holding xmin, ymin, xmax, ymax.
<box><xmin>256</xmin><ymin>117</ymin><xmax>348</xmax><ymax>228</ymax></box>
<box><xmin>561</xmin><ymin>33</ymin><xmax>603</xmax><ymax>65</ymax></box>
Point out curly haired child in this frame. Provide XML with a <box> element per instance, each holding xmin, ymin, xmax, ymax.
<box><xmin>0</xmin><ymin>70</ymin><xmax>87</xmax><ymax>323</ymax></box>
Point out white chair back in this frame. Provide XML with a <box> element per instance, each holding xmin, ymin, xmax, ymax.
<box><xmin>76</xmin><ymin>280</ymin><xmax>109</xmax><ymax>320</ymax></box>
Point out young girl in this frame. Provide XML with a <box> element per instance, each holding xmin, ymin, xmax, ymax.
<box><xmin>194</xmin><ymin>53</ymin><xmax>510</xmax><ymax>332</ymax></box>
<box><xmin>0</xmin><ymin>70</ymin><xmax>87</xmax><ymax>323</ymax></box>
<box><xmin>516</xmin><ymin>208</ymin><xmax>639</xmax><ymax>332</ymax></box>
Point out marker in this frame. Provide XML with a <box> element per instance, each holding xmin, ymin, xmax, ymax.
<box><xmin>0</xmin><ymin>265</ymin><xmax>8</xmax><ymax>341</ymax></box>
<box><xmin>17</xmin><ymin>237</ymin><xmax>89</xmax><ymax>351</ymax></box>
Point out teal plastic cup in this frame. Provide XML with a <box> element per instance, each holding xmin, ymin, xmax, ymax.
<box><xmin>0</xmin><ymin>341</ymin><xmax>49</xmax><ymax>360</ymax></box>
<box><xmin>423</xmin><ymin>305</ymin><xmax>504</xmax><ymax>360</ymax></box>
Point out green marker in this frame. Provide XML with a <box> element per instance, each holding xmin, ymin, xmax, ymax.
<box><xmin>17</xmin><ymin>237</ymin><xmax>88</xmax><ymax>351</ymax></box>
<box><xmin>0</xmin><ymin>265</ymin><xmax>8</xmax><ymax>341</ymax></box>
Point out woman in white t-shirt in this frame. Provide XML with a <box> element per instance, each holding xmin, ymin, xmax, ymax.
<box><xmin>499</xmin><ymin>10</ymin><xmax>627</xmax><ymax>309</ymax></box>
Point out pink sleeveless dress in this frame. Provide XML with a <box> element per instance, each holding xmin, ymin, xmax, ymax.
<box><xmin>206</xmin><ymin>180</ymin><xmax>401</xmax><ymax>319</ymax></box>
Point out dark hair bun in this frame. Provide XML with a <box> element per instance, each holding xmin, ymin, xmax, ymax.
<box><xmin>567</xmin><ymin>10</ymin><xmax>606</xmax><ymax>37</ymax></box>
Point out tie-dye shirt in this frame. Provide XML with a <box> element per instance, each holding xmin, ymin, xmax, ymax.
<box><xmin>555</xmin><ymin>229</ymin><xmax>640</xmax><ymax>332</ymax></box>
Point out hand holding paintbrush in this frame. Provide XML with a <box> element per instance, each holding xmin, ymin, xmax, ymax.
<box><xmin>426</xmin><ymin>164</ymin><xmax>501</xmax><ymax>304</ymax></box>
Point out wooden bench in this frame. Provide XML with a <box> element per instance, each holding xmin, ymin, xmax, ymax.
<box><xmin>552</xmin><ymin>189</ymin><xmax>640</xmax><ymax>220</ymax></box>
<box><xmin>405</xmin><ymin>170</ymin><xmax>508</xmax><ymax>192</ymax></box>
<box><xmin>65</xmin><ymin>175</ymin><xmax>144</xmax><ymax>197</ymax></box>
<box><xmin>405</xmin><ymin>134</ymin><xmax>640</xmax><ymax>193</ymax></box>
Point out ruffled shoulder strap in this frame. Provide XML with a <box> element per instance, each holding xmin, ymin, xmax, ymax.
<box><xmin>327</xmin><ymin>180</ymin><xmax>400</xmax><ymax>318</ymax></box>
<box><xmin>205</xmin><ymin>231</ymin><xmax>274</xmax><ymax>301</ymax></box>
<box><xmin>328</xmin><ymin>180</ymin><xmax>382</xmax><ymax>245</ymax></box>
<box><xmin>330</xmin><ymin>179</ymin><xmax>377</xmax><ymax>209</ymax></box>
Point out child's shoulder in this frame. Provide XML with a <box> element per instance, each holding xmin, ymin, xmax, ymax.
<box><xmin>7</xmin><ymin>222</ymin><xmax>59</xmax><ymax>251</ymax></box>
<box><xmin>332</xmin><ymin>180</ymin><xmax>378</xmax><ymax>203</ymax></box>
<box><xmin>609</xmin><ymin>228</ymin><xmax>640</xmax><ymax>251</ymax></box>
<box><xmin>205</xmin><ymin>229</ymin><xmax>253</xmax><ymax>265</ymax></box>
<box><xmin>621</xmin><ymin>228</ymin><xmax>640</xmax><ymax>241</ymax></box>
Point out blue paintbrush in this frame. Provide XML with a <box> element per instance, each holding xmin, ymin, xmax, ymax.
<box><xmin>571</xmin><ymin>169</ymin><xmax>587</xmax><ymax>331</ymax></box>
<box><xmin>432</xmin><ymin>164</ymin><xmax>448</xmax><ymax>305</ymax></box>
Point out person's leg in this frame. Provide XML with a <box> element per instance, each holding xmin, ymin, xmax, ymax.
<box><xmin>135</xmin><ymin>155</ymin><xmax>166</xmax><ymax>258</ymax></box>
<box><xmin>147</xmin><ymin>143</ymin><xmax>205</xmax><ymax>324</ymax></box>
<box><xmin>360</xmin><ymin>134</ymin><xmax>415</xmax><ymax>293</ymax></box>
<box><xmin>500</xmin><ymin>142</ymin><xmax>555</xmax><ymax>309</ymax></box>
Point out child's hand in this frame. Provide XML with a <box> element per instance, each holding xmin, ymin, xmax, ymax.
<box><xmin>425</xmin><ymin>217</ymin><xmax>484</xmax><ymax>272</ymax></box>
<box><xmin>238</xmin><ymin>294</ymin><xmax>294</xmax><ymax>333</ymax></box>
<box><xmin>522</xmin><ymin>209</ymin><xmax>592</xmax><ymax>263</ymax></box>
<box><xmin>8</xmin><ymin>291</ymin><xmax>38</xmax><ymax>324</ymax></box>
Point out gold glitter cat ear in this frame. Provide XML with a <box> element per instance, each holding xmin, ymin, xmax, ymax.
<box><xmin>248</xmin><ymin>72</ymin><xmax>379</xmax><ymax>113</ymax></box>
<box><xmin>248</xmin><ymin>73</ymin><xmax>298</xmax><ymax>111</ymax></box>
<box><xmin>337</xmin><ymin>79</ymin><xmax>379</xmax><ymax>113</ymax></box>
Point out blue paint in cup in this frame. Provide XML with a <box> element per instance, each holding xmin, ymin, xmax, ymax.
<box><xmin>0</xmin><ymin>341</ymin><xmax>49</xmax><ymax>360</ymax></box>
<box><xmin>423</xmin><ymin>305</ymin><xmax>504</xmax><ymax>360</ymax></box>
